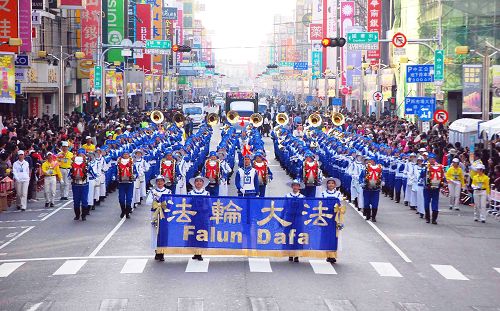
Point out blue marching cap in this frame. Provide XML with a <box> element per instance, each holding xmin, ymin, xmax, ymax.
<box><xmin>209</xmin><ymin>151</ymin><xmax>217</xmax><ymax>157</ymax></box>
<box><xmin>77</xmin><ymin>148</ymin><xmax>86</xmax><ymax>155</ymax></box>
<box><xmin>428</xmin><ymin>153</ymin><xmax>437</xmax><ymax>159</ymax></box>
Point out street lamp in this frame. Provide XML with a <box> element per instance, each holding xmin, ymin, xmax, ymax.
<box><xmin>38</xmin><ymin>48</ymin><xmax>85</xmax><ymax>127</ymax></box>
<box><xmin>0</xmin><ymin>38</ymin><xmax>23</xmax><ymax>46</ymax></box>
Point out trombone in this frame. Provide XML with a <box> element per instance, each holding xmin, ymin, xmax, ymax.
<box><xmin>206</xmin><ymin>113</ymin><xmax>219</xmax><ymax>127</ymax></box>
<box><xmin>226</xmin><ymin>110</ymin><xmax>240</xmax><ymax>124</ymax></box>
<box><xmin>275</xmin><ymin>113</ymin><xmax>289</xmax><ymax>126</ymax></box>
<box><xmin>250</xmin><ymin>113</ymin><xmax>263</xmax><ymax>127</ymax></box>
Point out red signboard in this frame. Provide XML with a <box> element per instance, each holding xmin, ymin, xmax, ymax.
<box><xmin>367</xmin><ymin>0</ymin><xmax>381</xmax><ymax>59</ymax></box>
<box><xmin>29</xmin><ymin>97</ymin><xmax>39</xmax><ymax>118</ymax></box>
<box><xmin>80</xmin><ymin>0</ymin><xmax>100</xmax><ymax>60</ymax></box>
<box><xmin>433</xmin><ymin>109</ymin><xmax>449</xmax><ymax>124</ymax></box>
<box><xmin>309</xmin><ymin>24</ymin><xmax>323</xmax><ymax>41</ymax></box>
<box><xmin>392</xmin><ymin>32</ymin><xmax>407</xmax><ymax>48</ymax></box>
<box><xmin>136</xmin><ymin>3</ymin><xmax>152</xmax><ymax>72</ymax></box>
<box><xmin>0</xmin><ymin>0</ymin><xmax>19</xmax><ymax>53</ymax></box>
<box><xmin>57</xmin><ymin>0</ymin><xmax>86</xmax><ymax>9</ymax></box>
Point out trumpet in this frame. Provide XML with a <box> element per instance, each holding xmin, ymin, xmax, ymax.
<box><xmin>276</xmin><ymin>113</ymin><xmax>289</xmax><ymax>126</ymax></box>
<box><xmin>150</xmin><ymin>110</ymin><xmax>164</xmax><ymax>124</ymax></box>
<box><xmin>206</xmin><ymin>113</ymin><xmax>219</xmax><ymax>127</ymax></box>
<box><xmin>250</xmin><ymin>113</ymin><xmax>263</xmax><ymax>128</ymax></box>
<box><xmin>226</xmin><ymin>110</ymin><xmax>240</xmax><ymax>124</ymax></box>
<box><xmin>332</xmin><ymin>112</ymin><xmax>345</xmax><ymax>126</ymax></box>
<box><xmin>308</xmin><ymin>113</ymin><xmax>322</xmax><ymax>127</ymax></box>
<box><xmin>173</xmin><ymin>112</ymin><xmax>185</xmax><ymax>128</ymax></box>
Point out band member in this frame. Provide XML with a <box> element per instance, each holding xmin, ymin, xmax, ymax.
<box><xmin>150</xmin><ymin>175</ymin><xmax>173</xmax><ymax>262</ymax></box>
<box><xmin>445</xmin><ymin>158</ymin><xmax>465</xmax><ymax>211</ymax></box>
<box><xmin>202</xmin><ymin>151</ymin><xmax>221</xmax><ymax>196</ymax></box>
<box><xmin>235</xmin><ymin>155</ymin><xmax>260</xmax><ymax>197</ymax></box>
<box><xmin>348</xmin><ymin>154</ymin><xmax>364</xmax><ymax>210</ymax></box>
<box><xmin>471</xmin><ymin>164</ymin><xmax>489</xmax><ymax>223</ymax></box>
<box><xmin>133</xmin><ymin>149</ymin><xmax>150</xmax><ymax>207</ymax></box>
<box><xmin>302</xmin><ymin>152</ymin><xmax>322</xmax><ymax>198</ymax></box>
<box><xmin>57</xmin><ymin>141</ymin><xmax>73</xmax><ymax>201</ymax></box>
<box><xmin>320</xmin><ymin>177</ymin><xmax>343</xmax><ymax>199</ymax></box>
<box><xmin>285</xmin><ymin>179</ymin><xmax>305</xmax><ymax>263</ymax></box>
<box><xmin>361</xmin><ymin>157</ymin><xmax>382</xmax><ymax>222</ymax></box>
<box><xmin>13</xmin><ymin>151</ymin><xmax>30</xmax><ymax>211</ymax></box>
<box><xmin>423</xmin><ymin>154</ymin><xmax>444</xmax><ymax>224</ymax></box>
<box><xmin>217</xmin><ymin>149</ymin><xmax>232</xmax><ymax>196</ymax></box>
<box><xmin>188</xmin><ymin>176</ymin><xmax>210</xmax><ymax>261</ymax></box>
<box><xmin>95</xmin><ymin>148</ymin><xmax>108</xmax><ymax>203</ymax></box>
<box><xmin>253</xmin><ymin>152</ymin><xmax>273</xmax><ymax>197</ymax></box>
<box><xmin>394</xmin><ymin>153</ymin><xmax>407</xmax><ymax>204</ymax></box>
<box><xmin>160</xmin><ymin>149</ymin><xmax>180</xmax><ymax>193</ymax></box>
<box><xmin>70</xmin><ymin>149</ymin><xmax>95</xmax><ymax>221</ymax></box>
<box><xmin>86</xmin><ymin>152</ymin><xmax>98</xmax><ymax>211</ymax></box>
<box><xmin>41</xmin><ymin>152</ymin><xmax>62</xmax><ymax>208</ymax></box>
<box><xmin>117</xmin><ymin>151</ymin><xmax>136</xmax><ymax>219</ymax></box>
<box><xmin>405</xmin><ymin>154</ymin><xmax>418</xmax><ymax>210</ymax></box>
<box><xmin>415</xmin><ymin>156</ymin><xmax>426</xmax><ymax>218</ymax></box>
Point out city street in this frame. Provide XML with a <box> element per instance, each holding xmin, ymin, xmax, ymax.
<box><xmin>0</xmin><ymin>129</ymin><xmax>499</xmax><ymax>311</ymax></box>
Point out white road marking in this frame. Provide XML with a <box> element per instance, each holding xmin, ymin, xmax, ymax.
<box><xmin>185</xmin><ymin>258</ymin><xmax>210</xmax><ymax>273</ymax></box>
<box><xmin>494</xmin><ymin>267</ymin><xmax>500</xmax><ymax>275</ymax></box>
<box><xmin>0</xmin><ymin>262</ymin><xmax>24</xmax><ymax>277</ymax></box>
<box><xmin>349</xmin><ymin>203</ymin><xmax>412</xmax><ymax>263</ymax></box>
<box><xmin>88</xmin><ymin>217</ymin><xmax>126</xmax><ymax>257</ymax></box>
<box><xmin>0</xmin><ymin>226</ymin><xmax>29</xmax><ymax>229</ymax></box>
<box><xmin>249</xmin><ymin>297</ymin><xmax>279</xmax><ymax>311</ymax></box>
<box><xmin>2</xmin><ymin>209</ymin><xmax>54</xmax><ymax>213</ymax></box>
<box><xmin>25</xmin><ymin>302</ymin><xmax>43</xmax><ymax>311</ymax></box>
<box><xmin>98</xmin><ymin>299</ymin><xmax>128</xmax><ymax>311</ymax></box>
<box><xmin>0</xmin><ymin>220</ymin><xmax>40</xmax><ymax>223</ymax></box>
<box><xmin>309</xmin><ymin>260</ymin><xmax>337</xmax><ymax>275</ymax></box>
<box><xmin>248</xmin><ymin>258</ymin><xmax>272</xmax><ymax>273</ymax></box>
<box><xmin>0</xmin><ymin>226</ymin><xmax>35</xmax><ymax>250</ymax></box>
<box><xmin>120</xmin><ymin>259</ymin><xmax>148</xmax><ymax>274</ymax></box>
<box><xmin>37</xmin><ymin>213</ymin><xmax>49</xmax><ymax>218</ymax></box>
<box><xmin>40</xmin><ymin>200</ymin><xmax>73</xmax><ymax>221</ymax></box>
<box><xmin>324</xmin><ymin>299</ymin><xmax>356</xmax><ymax>311</ymax></box>
<box><xmin>178</xmin><ymin>298</ymin><xmax>204</xmax><ymax>311</ymax></box>
<box><xmin>370</xmin><ymin>262</ymin><xmax>403</xmax><ymax>277</ymax></box>
<box><xmin>5</xmin><ymin>232</ymin><xmax>18</xmax><ymax>238</ymax></box>
<box><xmin>431</xmin><ymin>264</ymin><xmax>469</xmax><ymax>280</ymax></box>
<box><xmin>53</xmin><ymin>260</ymin><xmax>87</xmax><ymax>275</ymax></box>
<box><xmin>398</xmin><ymin>302</ymin><xmax>430</xmax><ymax>311</ymax></box>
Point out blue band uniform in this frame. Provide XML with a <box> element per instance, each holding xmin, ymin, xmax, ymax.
<box><xmin>155</xmin><ymin>195</ymin><xmax>345</xmax><ymax>258</ymax></box>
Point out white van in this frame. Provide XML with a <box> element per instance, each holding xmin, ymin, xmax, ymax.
<box><xmin>183</xmin><ymin>103</ymin><xmax>205</xmax><ymax>127</ymax></box>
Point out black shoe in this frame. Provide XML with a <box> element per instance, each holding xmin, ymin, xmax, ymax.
<box><xmin>60</xmin><ymin>197</ymin><xmax>67</xmax><ymax>201</ymax></box>
<box><xmin>395</xmin><ymin>201</ymin><xmax>400</xmax><ymax>204</ymax></box>
<box><xmin>154</xmin><ymin>253</ymin><xmax>161</xmax><ymax>261</ymax></box>
<box><xmin>126</xmin><ymin>213</ymin><xmax>131</xmax><ymax>219</ymax></box>
<box><xmin>91</xmin><ymin>206</ymin><xmax>95</xmax><ymax>210</ymax></box>
<box><xmin>158</xmin><ymin>254</ymin><xmax>164</xmax><ymax>261</ymax></box>
<box><xmin>481</xmin><ymin>220</ymin><xmax>485</xmax><ymax>223</ymax></box>
<box><xmin>432</xmin><ymin>220</ymin><xmax>438</xmax><ymax>225</ymax></box>
<box><xmin>192</xmin><ymin>254</ymin><xmax>203</xmax><ymax>261</ymax></box>
<box><xmin>420</xmin><ymin>213</ymin><xmax>424</xmax><ymax>218</ymax></box>
<box><xmin>74</xmin><ymin>216</ymin><xmax>79</xmax><ymax>220</ymax></box>
<box><xmin>474</xmin><ymin>219</ymin><xmax>478</xmax><ymax>222</ymax></box>
<box><xmin>404</xmin><ymin>202</ymin><xmax>409</xmax><ymax>206</ymax></box>
<box><xmin>326</xmin><ymin>257</ymin><xmax>336</xmax><ymax>263</ymax></box>
<box><xmin>293</xmin><ymin>257</ymin><xmax>299</xmax><ymax>262</ymax></box>
<box><xmin>50</xmin><ymin>203</ymin><xmax>54</xmax><ymax>207</ymax></box>
<box><xmin>16</xmin><ymin>206</ymin><xmax>21</xmax><ymax>210</ymax></box>
<box><xmin>81</xmin><ymin>215</ymin><xmax>86</xmax><ymax>221</ymax></box>
<box><xmin>288</xmin><ymin>256</ymin><xmax>293</xmax><ymax>262</ymax></box>
<box><xmin>449</xmin><ymin>206</ymin><xmax>453</xmax><ymax>210</ymax></box>
<box><xmin>45</xmin><ymin>203</ymin><xmax>49</xmax><ymax>208</ymax></box>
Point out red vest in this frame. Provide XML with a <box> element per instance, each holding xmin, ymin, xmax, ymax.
<box><xmin>204</xmin><ymin>160</ymin><xmax>220</xmax><ymax>184</ymax></box>
<box><xmin>303</xmin><ymin>161</ymin><xmax>319</xmax><ymax>185</ymax></box>
<box><xmin>428</xmin><ymin>164</ymin><xmax>444</xmax><ymax>188</ymax></box>
<box><xmin>71</xmin><ymin>161</ymin><xmax>87</xmax><ymax>181</ymax></box>
<box><xmin>161</xmin><ymin>159</ymin><xmax>175</xmax><ymax>184</ymax></box>
<box><xmin>118</xmin><ymin>158</ymin><xmax>134</xmax><ymax>182</ymax></box>
<box><xmin>254</xmin><ymin>161</ymin><xmax>268</xmax><ymax>185</ymax></box>
<box><xmin>366</xmin><ymin>164</ymin><xmax>382</xmax><ymax>189</ymax></box>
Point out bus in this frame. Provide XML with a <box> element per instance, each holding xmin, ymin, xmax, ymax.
<box><xmin>225</xmin><ymin>92</ymin><xmax>258</xmax><ymax>132</ymax></box>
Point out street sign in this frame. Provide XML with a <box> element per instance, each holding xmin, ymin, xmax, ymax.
<box><xmin>162</xmin><ymin>7</ymin><xmax>178</xmax><ymax>20</ymax></box>
<box><xmin>279</xmin><ymin>61</ymin><xmax>294</xmax><ymax>68</ymax></box>
<box><xmin>404</xmin><ymin>97</ymin><xmax>436</xmax><ymax>121</ymax></box>
<box><xmin>94</xmin><ymin>66</ymin><xmax>102</xmax><ymax>90</ymax></box>
<box><xmin>145</xmin><ymin>40</ymin><xmax>172</xmax><ymax>53</ymax></box>
<box><xmin>406</xmin><ymin>64</ymin><xmax>435</xmax><ymax>83</ymax></box>
<box><xmin>394</xmin><ymin>48</ymin><xmax>406</xmax><ymax>56</ymax></box>
<box><xmin>330</xmin><ymin>97</ymin><xmax>342</xmax><ymax>106</ymax></box>
<box><xmin>293</xmin><ymin>62</ymin><xmax>308</xmax><ymax>70</ymax></box>
<box><xmin>392</xmin><ymin>32</ymin><xmax>407</xmax><ymax>48</ymax></box>
<box><xmin>15</xmin><ymin>83</ymin><xmax>21</xmax><ymax>95</ymax></box>
<box><xmin>422</xmin><ymin>121</ymin><xmax>430</xmax><ymax>133</ymax></box>
<box><xmin>373</xmin><ymin>91</ymin><xmax>383</xmax><ymax>102</ymax></box>
<box><xmin>434</xmin><ymin>49</ymin><xmax>444</xmax><ymax>81</ymax></box>
<box><xmin>433</xmin><ymin>109</ymin><xmax>449</xmax><ymax>124</ymax></box>
<box><xmin>14</xmin><ymin>55</ymin><xmax>30</xmax><ymax>67</ymax></box>
<box><xmin>346</xmin><ymin>32</ymin><xmax>378</xmax><ymax>51</ymax></box>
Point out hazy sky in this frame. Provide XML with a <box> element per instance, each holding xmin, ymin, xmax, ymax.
<box><xmin>198</xmin><ymin>0</ymin><xmax>296</xmax><ymax>64</ymax></box>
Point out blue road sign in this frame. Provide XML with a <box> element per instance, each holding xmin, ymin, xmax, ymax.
<box><xmin>404</xmin><ymin>97</ymin><xmax>436</xmax><ymax>120</ymax></box>
<box><xmin>162</xmin><ymin>7</ymin><xmax>178</xmax><ymax>20</ymax></box>
<box><xmin>14</xmin><ymin>55</ymin><xmax>30</xmax><ymax>67</ymax></box>
<box><xmin>305</xmin><ymin>95</ymin><xmax>314</xmax><ymax>103</ymax></box>
<box><xmin>15</xmin><ymin>83</ymin><xmax>21</xmax><ymax>95</ymax></box>
<box><xmin>330</xmin><ymin>97</ymin><xmax>342</xmax><ymax>106</ymax></box>
<box><xmin>406</xmin><ymin>64</ymin><xmax>435</xmax><ymax>83</ymax></box>
<box><xmin>293</xmin><ymin>62</ymin><xmax>308</xmax><ymax>70</ymax></box>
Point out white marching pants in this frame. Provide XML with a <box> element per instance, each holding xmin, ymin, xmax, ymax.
<box><xmin>99</xmin><ymin>174</ymin><xmax>106</xmax><ymax>197</ymax></box>
<box><xmin>60</xmin><ymin>168</ymin><xmax>70</xmax><ymax>198</ymax></box>
<box><xmin>44</xmin><ymin>176</ymin><xmax>57</xmax><ymax>204</ymax></box>
<box><xmin>88</xmin><ymin>179</ymin><xmax>95</xmax><ymax>207</ymax></box>
<box><xmin>473</xmin><ymin>190</ymin><xmax>487</xmax><ymax>221</ymax></box>
<box><xmin>448</xmin><ymin>181</ymin><xmax>461</xmax><ymax>209</ymax></box>
<box><xmin>15</xmin><ymin>180</ymin><xmax>29</xmax><ymax>210</ymax></box>
<box><xmin>416</xmin><ymin>185</ymin><xmax>425</xmax><ymax>214</ymax></box>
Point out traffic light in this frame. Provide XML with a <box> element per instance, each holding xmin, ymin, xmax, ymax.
<box><xmin>389</xmin><ymin>97</ymin><xmax>396</xmax><ymax>110</ymax></box>
<box><xmin>455</xmin><ymin>46</ymin><xmax>470</xmax><ymax>55</ymax></box>
<box><xmin>205</xmin><ymin>64</ymin><xmax>215</xmax><ymax>69</ymax></box>
<box><xmin>172</xmin><ymin>44</ymin><xmax>192</xmax><ymax>53</ymax></box>
<box><xmin>321</xmin><ymin>37</ymin><xmax>346</xmax><ymax>48</ymax></box>
<box><xmin>93</xmin><ymin>99</ymin><xmax>99</xmax><ymax>108</ymax></box>
<box><xmin>266</xmin><ymin>64</ymin><xmax>278</xmax><ymax>69</ymax></box>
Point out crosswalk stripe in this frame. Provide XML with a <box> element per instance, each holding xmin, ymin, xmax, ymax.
<box><xmin>120</xmin><ymin>259</ymin><xmax>148</xmax><ymax>274</ymax></box>
<box><xmin>249</xmin><ymin>258</ymin><xmax>272</xmax><ymax>273</ymax></box>
<box><xmin>494</xmin><ymin>267</ymin><xmax>500</xmax><ymax>275</ymax></box>
<box><xmin>178</xmin><ymin>298</ymin><xmax>204</xmax><ymax>311</ymax></box>
<box><xmin>53</xmin><ymin>260</ymin><xmax>87</xmax><ymax>275</ymax></box>
<box><xmin>431</xmin><ymin>264</ymin><xmax>469</xmax><ymax>280</ymax></box>
<box><xmin>324</xmin><ymin>299</ymin><xmax>357</xmax><ymax>311</ymax></box>
<box><xmin>22</xmin><ymin>301</ymin><xmax>53</xmax><ymax>311</ymax></box>
<box><xmin>0</xmin><ymin>262</ymin><xmax>24</xmax><ymax>277</ymax></box>
<box><xmin>398</xmin><ymin>302</ymin><xmax>430</xmax><ymax>311</ymax></box>
<box><xmin>249</xmin><ymin>297</ymin><xmax>279</xmax><ymax>311</ymax></box>
<box><xmin>98</xmin><ymin>299</ymin><xmax>128</xmax><ymax>311</ymax></box>
<box><xmin>309</xmin><ymin>260</ymin><xmax>337</xmax><ymax>275</ymax></box>
<box><xmin>185</xmin><ymin>258</ymin><xmax>210</xmax><ymax>273</ymax></box>
<box><xmin>370</xmin><ymin>262</ymin><xmax>402</xmax><ymax>277</ymax></box>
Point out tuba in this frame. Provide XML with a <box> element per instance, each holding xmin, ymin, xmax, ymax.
<box><xmin>226</xmin><ymin>110</ymin><xmax>240</xmax><ymax>124</ymax></box>
<box><xmin>150</xmin><ymin>110</ymin><xmax>164</xmax><ymax>124</ymax></box>
<box><xmin>250</xmin><ymin>113</ymin><xmax>263</xmax><ymax>128</ymax></box>
<box><xmin>332</xmin><ymin>112</ymin><xmax>345</xmax><ymax>126</ymax></box>
<box><xmin>276</xmin><ymin>113</ymin><xmax>289</xmax><ymax>126</ymax></box>
<box><xmin>173</xmin><ymin>112</ymin><xmax>185</xmax><ymax>128</ymax></box>
<box><xmin>206</xmin><ymin>113</ymin><xmax>219</xmax><ymax>127</ymax></box>
<box><xmin>308</xmin><ymin>113</ymin><xmax>322</xmax><ymax>127</ymax></box>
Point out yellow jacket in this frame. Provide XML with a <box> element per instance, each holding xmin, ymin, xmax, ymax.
<box><xmin>82</xmin><ymin>143</ymin><xmax>96</xmax><ymax>153</ymax></box>
<box><xmin>57</xmin><ymin>151</ymin><xmax>74</xmax><ymax>169</ymax></box>
<box><xmin>471</xmin><ymin>174</ymin><xmax>490</xmax><ymax>195</ymax></box>
<box><xmin>42</xmin><ymin>161</ymin><xmax>62</xmax><ymax>180</ymax></box>
<box><xmin>445</xmin><ymin>166</ymin><xmax>465</xmax><ymax>187</ymax></box>
<box><xmin>470</xmin><ymin>159</ymin><xmax>483</xmax><ymax>179</ymax></box>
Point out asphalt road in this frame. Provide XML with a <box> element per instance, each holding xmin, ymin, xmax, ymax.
<box><xmin>0</xmin><ymin>128</ymin><xmax>499</xmax><ymax>311</ymax></box>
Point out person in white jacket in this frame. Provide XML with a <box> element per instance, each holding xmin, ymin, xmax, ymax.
<box><xmin>13</xmin><ymin>151</ymin><xmax>30</xmax><ymax>211</ymax></box>
<box><xmin>405</xmin><ymin>154</ymin><xmax>418</xmax><ymax>210</ymax></box>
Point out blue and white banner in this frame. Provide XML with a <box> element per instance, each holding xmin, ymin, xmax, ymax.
<box><xmin>154</xmin><ymin>195</ymin><xmax>345</xmax><ymax>258</ymax></box>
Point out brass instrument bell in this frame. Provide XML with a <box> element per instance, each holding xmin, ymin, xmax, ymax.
<box><xmin>150</xmin><ymin>110</ymin><xmax>164</xmax><ymax>124</ymax></box>
<box><xmin>173</xmin><ymin>112</ymin><xmax>185</xmax><ymax>127</ymax></box>
<box><xmin>206</xmin><ymin>113</ymin><xmax>219</xmax><ymax>127</ymax></box>
<box><xmin>226</xmin><ymin>110</ymin><xmax>240</xmax><ymax>124</ymax></box>
<box><xmin>332</xmin><ymin>112</ymin><xmax>345</xmax><ymax>126</ymax></box>
<box><xmin>276</xmin><ymin>113</ymin><xmax>289</xmax><ymax>126</ymax></box>
<box><xmin>308</xmin><ymin>113</ymin><xmax>322</xmax><ymax>127</ymax></box>
<box><xmin>250</xmin><ymin>113</ymin><xmax>263</xmax><ymax>127</ymax></box>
